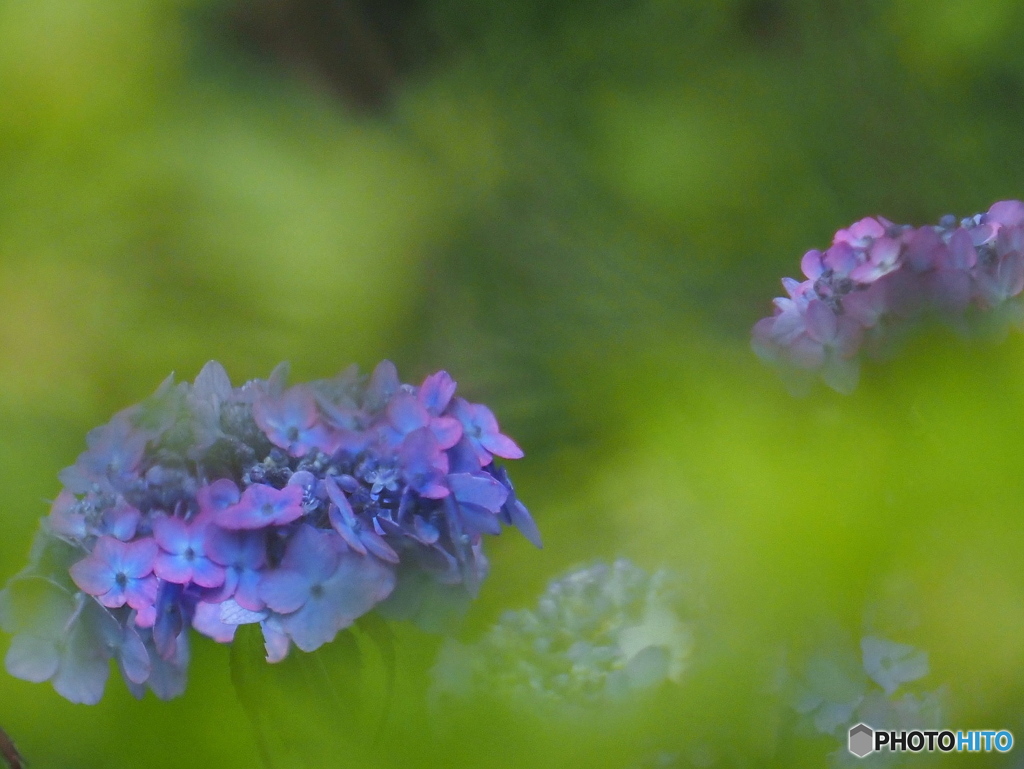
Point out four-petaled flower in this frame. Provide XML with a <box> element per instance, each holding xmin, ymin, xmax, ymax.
<box><xmin>449</xmin><ymin>398</ymin><xmax>524</xmax><ymax>465</ymax></box>
<box><xmin>153</xmin><ymin>515</ymin><xmax>225</xmax><ymax>588</ymax></box>
<box><xmin>382</xmin><ymin>392</ymin><xmax>463</xmax><ymax>450</ymax></box>
<box><xmin>253</xmin><ymin>386</ymin><xmax>339</xmax><ymax>457</ymax></box>
<box><xmin>258</xmin><ymin>526</ymin><xmax>396</xmax><ymax>652</ymax></box>
<box><xmin>205</xmin><ymin>528</ymin><xmax>267</xmax><ymax>611</ymax></box>
<box><xmin>70</xmin><ymin>536</ymin><xmax>159</xmax><ymax>612</ymax></box>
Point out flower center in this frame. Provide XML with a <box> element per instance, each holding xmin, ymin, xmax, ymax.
<box><xmin>261</xmin><ymin>503</ymin><xmax>275</xmax><ymax>517</ymax></box>
<box><xmin>184</xmin><ymin>547</ymin><xmax>195</xmax><ymax>561</ymax></box>
<box><xmin>115</xmin><ymin>572</ymin><xmax>128</xmax><ymax>588</ymax></box>
<box><xmin>310</xmin><ymin>584</ymin><xmax>324</xmax><ymax>599</ymax></box>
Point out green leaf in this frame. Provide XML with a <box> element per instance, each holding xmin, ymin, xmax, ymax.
<box><xmin>230</xmin><ymin>620</ymin><xmax>399</xmax><ymax>768</ymax></box>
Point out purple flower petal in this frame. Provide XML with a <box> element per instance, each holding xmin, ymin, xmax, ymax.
<box><xmin>835</xmin><ymin>217</ymin><xmax>885</xmax><ymax>247</ymax></box>
<box><xmin>787</xmin><ymin>335</ymin><xmax>825</xmax><ymax>369</ymax></box>
<box><xmin>823</xmin><ymin>242</ymin><xmax>858</xmax><ymax>274</ymax></box>
<box><xmin>1004</xmin><ymin>253</ymin><xmax>1024</xmax><ymax>297</ymax></box>
<box><xmin>197</xmin><ymin>478</ymin><xmax>241</xmax><ymax>516</ymax></box>
<box><xmin>833</xmin><ymin>317</ymin><xmax>864</xmax><ymax>360</ymax></box>
<box><xmin>277</xmin><ymin>600</ymin><xmax>341</xmax><ymax>653</ymax></box>
<box><xmin>947</xmin><ymin>228</ymin><xmax>978</xmax><ymax>270</ymax></box>
<box><xmin>47</xmin><ymin>490</ymin><xmax>86</xmax><ymax>540</ymax></box>
<box><xmin>6</xmin><ymin>635</ymin><xmax>60</xmax><ymax>682</ymax></box>
<box><xmin>206</xmin><ymin>528</ymin><xmax>265</xmax><ymax>570</ymax></box>
<box><xmin>366</xmin><ymin>360</ymin><xmax>400</xmax><ymax>410</ymax></box>
<box><xmin>360</xmin><ymin>530</ymin><xmax>400</xmax><ymax>564</ymax></box>
<box><xmin>217</xmin><ymin>483</ymin><xmax>305</xmax><ymax>530</ymax></box>
<box><xmin>191</xmin><ymin>558</ymin><xmax>226</xmax><ymax>589</ymax></box>
<box><xmin>930</xmin><ymin>269</ymin><xmax>971</xmax><ymax>314</ymax></box>
<box><xmin>418</xmin><ymin>370</ymin><xmax>457</xmax><ymax>414</ymax></box>
<box><xmin>154</xmin><ymin>553</ymin><xmax>193</xmax><ymax>585</ymax></box>
<box><xmin>478</xmin><ymin>431</ymin><xmax>524</xmax><ymax>461</ymax></box>
<box><xmin>800</xmin><ymin>249</ymin><xmax>824</xmax><ymax>280</ymax></box>
<box><xmin>192</xmin><ymin>360</ymin><xmax>232</xmax><ymax>401</ymax></box>
<box><xmin>843</xmin><ymin>282</ymin><xmax>887</xmax><ymax>327</ymax></box>
<box><xmin>781</xmin><ymin>277</ymin><xmax>805</xmax><ymax>299</ymax></box>
<box><xmin>153</xmin><ymin>516</ymin><xmax>189</xmax><ymax>554</ymax></box>
<box><xmin>287</xmin><ymin>469</ymin><xmax>317</xmax><ymax>493</ymax></box>
<box><xmin>448</xmin><ymin>472</ymin><xmax>509</xmax><ymax>512</ymax></box>
<box><xmin>266</xmin><ymin>361</ymin><xmax>291</xmax><ymax>396</ymax></box>
<box><xmin>253</xmin><ymin>385</ymin><xmax>334</xmax><ymax>457</ymax></box>
<box><xmin>118</xmin><ymin>625</ymin><xmax>151</xmax><ymax>685</ymax></box>
<box><xmin>258</xmin><ymin>571</ymin><xmax>310</xmax><ymax>614</ymax></box>
<box><xmin>804</xmin><ymin>300</ymin><xmax>838</xmax><ymax>344</ymax></box>
<box><xmin>205</xmin><ymin>529</ymin><xmax>265</xmax><ymax>607</ymax></box>
<box><xmin>387</xmin><ymin>393</ymin><xmax>429</xmax><ymax>434</ymax></box>
<box><xmin>400</xmin><ymin>427</ymin><xmax>451</xmax><ymax>498</ymax></box>
<box><xmin>458</xmin><ymin>503</ymin><xmax>502</xmax><ymax>536</ymax></box>
<box><xmin>258</xmin><ymin>527</ymin><xmax>342</xmax><ymax>614</ymax></box>
<box><xmin>506</xmin><ymin>499</ymin><xmax>542</xmax><ymax>548</ymax></box>
<box><xmin>70</xmin><ymin>556</ymin><xmax>117</xmax><ymax>597</ymax></box>
<box><xmin>328</xmin><ymin>505</ymin><xmax>368</xmax><ymax>555</ymax></box>
<box><xmin>431</xmin><ymin>416</ymin><xmax>463</xmax><ymax>450</ymax></box>
<box><xmin>153</xmin><ymin>517</ymin><xmax>224</xmax><ymax>588</ymax></box>
<box><xmin>141</xmin><ymin>628</ymin><xmax>189</xmax><ymax>701</ymax></box>
<box><xmin>280</xmin><ymin>525</ymin><xmax>340</xmax><ymax>582</ymax></box>
<box><xmin>122</xmin><ymin>539</ymin><xmax>159</xmax><ymax>579</ymax></box>
<box><xmin>123</xmin><ymin>576</ymin><xmax>158</xmax><ymax>612</ymax></box>
<box><xmin>234</xmin><ymin>570</ymin><xmax>265</xmax><ymax>611</ymax></box>
<box><xmin>104</xmin><ymin>499</ymin><xmax>141</xmax><ymax>541</ymax></box>
<box><xmin>52</xmin><ymin>602</ymin><xmax>118</xmax><ymax>705</ymax></box>
<box><xmin>904</xmin><ymin>226</ymin><xmax>945</xmax><ymax>272</ymax></box>
<box><xmin>451</xmin><ymin>399</ymin><xmax>524</xmax><ymax>462</ymax></box>
<box><xmin>279</xmin><ymin>551</ymin><xmax>395</xmax><ymax>653</ymax></box>
<box><xmin>988</xmin><ymin>200</ymin><xmax>1024</xmax><ymax>227</ymax></box>
<box><xmin>413</xmin><ymin>515</ymin><xmax>440</xmax><ymax>544</ymax></box>
<box><xmin>192</xmin><ymin>601</ymin><xmax>238</xmax><ymax>643</ymax></box>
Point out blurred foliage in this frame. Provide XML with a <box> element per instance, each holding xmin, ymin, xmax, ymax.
<box><xmin>3</xmin><ymin>0</ymin><xmax>1024</xmax><ymax>766</ymax></box>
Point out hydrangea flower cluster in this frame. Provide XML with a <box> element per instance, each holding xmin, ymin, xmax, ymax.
<box><xmin>432</xmin><ymin>560</ymin><xmax>692</xmax><ymax>711</ymax></box>
<box><xmin>0</xmin><ymin>360</ymin><xmax>538</xmax><ymax>703</ymax></box>
<box><xmin>753</xmin><ymin>200</ymin><xmax>1024</xmax><ymax>392</ymax></box>
<box><xmin>789</xmin><ymin>636</ymin><xmax>941</xmax><ymax>767</ymax></box>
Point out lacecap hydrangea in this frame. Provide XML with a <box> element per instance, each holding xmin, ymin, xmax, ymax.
<box><xmin>753</xmin><ymin>200</ymin><xmax>1024</xmax><ymax>393</ymax></box>
<box><xmin>0</xmin><ymin>361</ymin><xmax>538</xmax><ymax>703</ymax></box>
<box><xmin>432</xmin><ymin>560</ymin><xmax>692</xmax><ymax>711</ymax></box>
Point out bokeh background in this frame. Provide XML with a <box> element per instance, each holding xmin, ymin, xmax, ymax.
<box><xmin>3</xmin><ymin>0</ymin><xmax>1024</xmax><ymax>766</ymax></box>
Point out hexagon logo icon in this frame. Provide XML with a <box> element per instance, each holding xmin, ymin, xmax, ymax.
<box><xmin>848</xmin><ymin>723</ymin><xmax>874</xmax><ymax>758</ymax></box>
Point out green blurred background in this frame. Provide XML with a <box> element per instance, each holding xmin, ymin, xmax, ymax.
<box><xmin>3</xmin><ymin>0</ymin><xmax>1024</xmax><ymax>766</ymax></box>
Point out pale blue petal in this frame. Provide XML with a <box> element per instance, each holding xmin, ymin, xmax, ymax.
<box><xmin>6</xmin><ymin>634</ymin><xmax>60</xmax><ymax>682</ymax></box>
